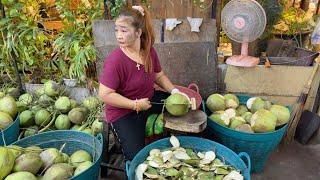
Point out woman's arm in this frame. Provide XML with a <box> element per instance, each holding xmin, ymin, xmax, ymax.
<box><xmin>155</xmin><ymin>71</ymin><xmax>175</xmax><ymax>93</ymax></box>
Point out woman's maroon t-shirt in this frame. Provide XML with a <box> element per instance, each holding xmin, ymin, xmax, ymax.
<box><xmin>99</xmin><ymin>47</ymin><xmax>162</xmax><ymax>123</ymax></box>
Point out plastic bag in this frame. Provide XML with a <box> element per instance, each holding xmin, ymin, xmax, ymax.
<box><xmin>311</xmin><ymin>19</ymin><xmax>320</xmax><ymax>45</ymax></box>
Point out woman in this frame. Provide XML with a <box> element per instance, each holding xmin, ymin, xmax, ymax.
<box><xmin>98</xmin><ymin>5</ymin><xmax>188</xmax><ymax>160</ymax></box>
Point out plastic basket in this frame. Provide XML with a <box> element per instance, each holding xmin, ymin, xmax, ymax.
<box><xmin>0</xmin><ymin>116</ymin><xmax>20</xmax><ymax>146</ymax></box>
<box><xmin>126</xmin><ymin>136</ymin><xmax>251</xmax><ymax>180</ymax></box>
<box><xmin>11</xmin><ymin>130</ymin><xmax>103</xmax><ymax>180</ymax></box>
<box><xmin>206</xmin><ymin>94</ymin><xmax>289</xmax><ymax>173</ymax></box>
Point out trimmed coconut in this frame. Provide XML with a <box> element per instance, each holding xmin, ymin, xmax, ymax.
<box><xmin>83</xmin><ymin>96</ymin><xmax>100</xmax><ymax>111</ymax></box>
<box><xmin>35</xmin><ymin>109</ymin><xmax>51</xmax><ymax>126</ymax></box>
<box><xmin>23</xmin><ymin>126</ymin><xmax>39</xmax><ymax>138</ymax></box>
<box><xmin>68</xmin><ymin>108</ymin><xmax>86</xmax><ymax>124</ymax></box>
<box><xmin>270</xmin><ymin>105</ymin><xmax>290</xmax><ymax>126</ymax></box>
<box><xmin>236</xmin><ymin>105</ymin><xmax>248</xmax><ymax>116</ymax></box>
<box><xmin>0</xmin><ymin>96</ymin><xmax>17</xmax><ymax>118</ymax></box>
<box><xmin>55</xmin><ymin>96</ymin><xmax>71</xmax><ymax>113</ymax></box>
<box><xmin>165</xmin><ymin>94</ymin><xmax>190</xmax><ymax>116</ymax></box>
<box><xmin>55</xmin><ymin>114</ymin><xmax>71</xmax><ymax>130</ymax></box>
<box><xmin>0</xmin><ymin>111</ymin><xmax>13</xmax><ymax>130</ymax></box>
<box><xmin>19</xmin><ymin>110</ymin><xmax>34</xmax><ymax>127</ymax></box>
<box><xmin>229</xmin><ymin>117</ymin><xmax>246</xmax><ymax>129</ymax></box>
<box><xmin>74</xmin><ymin>161</ymin><xmax>93</xmax><ymax>176</ymax></box>
<box><xmin>91</xmin><ymin>119</ymin><xmax>103</xmax><ymax>136</ymax></box>
<box><xmin>4</xmin><ymin>171</ymin><xmax>37</xmax><ymax>180</ymax></box>
<box><xmin>70</xmin><ymin>150</ymin><xmax>92</xmax><ymax>167</ymax></box>
<box><xmin>42</xmin><ymin>163</ymin><xmax>74</xmax><ymax>180</ymax></box>
<box><xmin>251</xmin><ymin>98</ymin><xmax>265</xmax><ymax>113</ymax></box>
<box><xmin>206</xmin><ymin>94</ymin><xmax>226</xmax><ymax>112</ymax></box>
<box><xmin>18</xmin><ymin>93</ymin><xmax>33</xmax><ymax>106</ymax></box>
<box><xmin>44</xmin><ymin>80</ymin><xmax>59</xmax><ymax>97</ymax></box>
<box><xmin>13</xmin><ymin>153</ymin><xmax>43</xmax><ymax>174</ymax></box>
<box><xmin>251</xmin><ymin>109</ymin><xmax>277</xmax><ymax>133</ymax></box>
<box><xmin>0</xmin><ymin>147</ymin><xmax>15</xmax><ymax>179</ymax></box>
<box><xmin>25</xmin><ymin>146</ymin><xmax>43</xmax><ymax>155</ymax></box>
<box><xmin>241</xmin><ymin>112</ymin><xmax>253</xmax><ymax>124</ymax></box>
<box><xmin>39</xmin><ymin>148</ymin><xmax>64</xmax><ymax>169</ymax></box>
<box><xmin>235</xmin><ymin>124</ymin><xmax>254</xmax><ymax>133</ymax></box>
<box><xmin>224</xmin><ymin>94</ymin><xmax>239</xmax><ymax>109</ymax></box>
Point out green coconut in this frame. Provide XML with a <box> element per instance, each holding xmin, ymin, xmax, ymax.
<box><xmin>251</xmin><ymin>109</ymin><xmax>277</xmax><ymax>133</ymax></box>
<box><xmin>18</xmin><ymin>93</ymin><xmax>33</xmax><ymax>106</ymax></box>
<box><xmin>35</xmin><ymin>109</ymin><xmax>51</xmax><ymax>126</ymax></box>
<box><xmin>44</xmin><ymin>80</ymin><xmax>59</xmax><ymax>97</ymax></box>
<box><xmin>42</xmin><ymin>163</ymin><xmax>74</xmax><ymax>180</ymax></box>
<box><xmin>70</xmin><ymin>99</ymin><xmax>78</xmax><ymax>109</ymax></box>
<box><xmin>91</xmin><ymin>119</ymin><xmax>103</xmax><ymax>136</ymax></box>
<box><xmin>241</xmin><ymin>112</ymin><xmax>253</xmax><ymax>124</ymax></box>
<box><xmin>206</xmin><ymin>94</ymin><xmax>226</xmax><ymax>112</ymax></box>
<box><xmin>16</xmin><ymin>101</ymin><xmax>28</xmax><ymax>113</ymax></box>
<box><xmin>224</xmin><ymin>94</ymin><xmax>239</xmax><ymax>109</ymax></box>
<box><xmin>264</xmin><ymin>101</ymin><xmax>272</xmax><ymax>110</ymax></box>
<box><xmin>165</xmin><ymin>93</ymin><xmax>190</xmax><ymax>116</ymax></box>
<box><xmin>35</xmin><ymin>87</ymin><xmax>45</xmax><ymax>97</ymax></box>
<box><xmin>0</xmin><ymin>91</ymin><xmax>5</xmax><ymax>98</ymax></box>
<box><xmin>229</xmin><ymin>116</ymin><xmax>246</xmax><ymax>129</ymax></box>
<box><xmin>74</xmin><ymin>161</ymin><xmax>93</xmax><ymax>176</ymax></box>
<box><xmin>70</xmin><ymin>150</ymin><xmax>92</xmax><ymax>167</ymax></box>
<box><xmin>71</xmin><ymin>124</ymin><xmax>81</xmax><ymax>131</ymax></box>
<box><xmin>82</xmin><ymin>96</ymin><xmax>100</xmax><ymax>111</ymax></box>
<box><xmin>145</xmin><ymin>114</ymin><xmax>157</xmax><ymax>137</ymax></box>
<box><xmin>0</xmin><ymin>147</ymin><xmax>15</xmax><ymax>179</ymax></box>
<box><xmin>0</xmin><ymin>111</ymin><xmax>13</xmax><ymax>130</ymax></box>
<box><xmin>209</xmin><ymin>111</ymin><xmax>229</xmax><ymax>127</ymax></box>
<box><xmin>235</xmin><ymin>124</ymin><xmax>254</xmax><ymax>133</ymax></box>
<box><xmin>251</xmin><ymin>98</ymin><xmax>265</xmax><ymax>113</ymax></box>
<box><xmin>39</xmin><ymin>148</ymin><xmax>64</xmax><ymax>169</ymax></box>
<box><xmin>55</xmin><ymin>96</ymin><xmax>71</xmax><ymax>113</ymax></box>
<box><xmin>270</xmin><ymin>105</ymin><xmax>290</xmax><ymax>127</ymax></box>
<box><xmin>55</xmin><ymin>114</ymin><xmax>71</xmax><ymax>130</ymax></box>
<box><xmin>30</xmin><ymin>105</ymin><xmax>42</xmax><ymax>114</ymax></box>
<box><xmin>13</xmin><ymin>153</ymin><xmax>43</xmax><ymax>174</ymax></box>
<box><xmin>4</xmin><ymin>171</ymin><xmax>37</xmax><ymax>180</ymax></box>
<box><xmin>154</xmin><ymin>114</ymin><xmax>164</xmax><ymax>135</ymax></box>
<box><xmin>23</xmin><ymin>126</ymin><xmax>39</xmax><ymax>138</ymax></box>
<box><xmin>7</xmin><ymin>145</ymin><xmax>23</xmax><ymax>159</ymax></box>
<box><xmin>38</xmin><ymin>94</ymin><xmax>54</xmax><ymax>106</ymax></box>
<box><xmin>0</xmin><ymin>96</ymin><xmax>17</xmax><ymax>118</ymax></box>
<box><xmin>6</xmin><ymin>88</ymin><xmax>20</xmax><ymax>100</ymax></box>
<box><xmin>236</xmin><ymin>105</ymin><xmax>248</xmax><ymax>116</ymax></box>
<box><xmin>68</xmin><ymin>108</ymin><xmax>86</xmax><ymax>124</ymax></box>
<box><xmin>19</xmin><ymin>110</ymin><xmax>34</xmax><ymax>127</ymax></box>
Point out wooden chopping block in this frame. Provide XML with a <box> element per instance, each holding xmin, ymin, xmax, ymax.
<box><xmin>163</xmin><ymin>110</ymin><xmax>207</xmax><ymax>133</ymax></box>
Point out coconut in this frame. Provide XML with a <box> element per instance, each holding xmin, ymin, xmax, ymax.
<box><xmin>0</xmin><ymin>96</ymin><xmax>17</xmax><ymax>118</ymax></box>
<box><xmin>7</xmin><ymin>145</ymin><xmax>23</xmax><ymax>159</ymax></box>
<box><xmin>39</xmin><ymin>148</ymin><xmax>64</xmax><ymax>169</ymax></box>
<box><xmin>55</xmin><ymin>114</ymin><xmax>71</xmax><ymax>130</ymax></box>
<box><xmin>16</xmin><ymin>101</ymin><xmax>28</xmax><ymax>113</ymax></box>
<box><xmin>224</xmin><ymin>94</ymin><xmax>239</xmax><ymax>109</ymax></box>
<box><xmin>62</xmin><ymin>153</ymin><xmax>70</xmax><ymax>163</ymax></box>
<box><xmin>70</xmin><ymin>99</ymin><xmax>78</xmax><ymax>109</ymax></box>
<box><xmin>241</xmin><ymin>112</ymin><xmax>253</xmax><ymax>124</ymax></box>
<box><xmin>91</xmin><ymin>119</ymin><xmax>103</xmax><ymax>136</ymax></box>
<box><xmin>68</xmin><ymin>108</ymin><xmax>86</xmax><ymax>124</ymax></box>
<box><xmin>82</xmin><ymin>128</ymin><xmax>93</xmax><ymax>135</ymax></box>
<box><xmin>35</xmin><ymin>87</ymin><xmax>45</xmax><ymax>97</ymax></box>
<box><xmin>13</xmin><ymin>153</ymin><xmax>43</xmax><ymax>174</ymax></box>
<box><xmin>251</xmin><ymin>109</ymin><xmax>277</xmax><ymax>133</ymax></box>
<box><xmin>6</xmin><ymin>88</ymin><xmax>20</xmax><ymax>99</ymax></box>
<box><xmin>70</xmin><ymin>150</ymin><xmax>92</xmax><ymax>167</ymax></box>
<box><xmin>44</xmin><ymin>80</ymin><xmax>59</xmax><ymax>97</ymax></box>
<box><xmin>23</xmin><ymin>126</ymin><xmax>39</xmax><ymax>138</ymax></box>
<box><xmin>270</xmin><ymin>105</ymin><xmax>290</xmax><ymax>126</ymax></box>
<box><xmin>71</xmin><ymin>124</ymin><xmax>81</xmax><ymax>130</ymax></box>
<box><xmin>30</xmin><ymin>105</ymin><xmax>41</xmax><ymax>114</ymax></box>
<box><xmin>209</xmin><ymin>112</ymin><xmax>228</xmax><ymax>127</ymax></box>
<box><xmin>229</xmin><ymin>116</ymin><xmax>246</xmax><ymax>129</ymax></box>
<box><xmin>251</xmin><ymin>97</ymin><xmax>265</xmax><ymax>113</ymax></box>
<box><xmin>235</xmin><ymin>124</ymin><xmax>254</xmax><ymax>133</ymax></box>
<box><xmin>35</xmin><ymin>109</ymin><xmax>51</xmax><ymax>126</ymax></box>
<box><xmin>0</xmin><ymin>91</ymin><xmax>5</xmax><ymax>98</ymax></box>
<box><xmin>0</xmin><ymin>147</ymin><xmax>15</xmax><ymax>179</ymax></box>
<box><xmin>18</xmin><ymin>93</ymin><xmax>33</xmax><ymax>106</ymax></box>
<box><xmin>83</xmin><ymin>96</ymin><xmax>100</xmax><ymax>111</ymax></box>
<box><xmin>42</xmin><ymin>163</ymin><xmax>74</xmax><ymax>180</ymax></box>
<box><xmin>165</xmin><ymin>94</ymin><xmax>190</xmax><ymax>116</ymax></box>
<box><xmin>236</xmin><ymin>105</ymin><xmax>248</xmax><ymax>116</ymax></box>
<box><xmin>264</xmin><ymin>101</ymin><xmax>272</xmax><ymax>110</ymax></box>
<box><xmin>206</xmin><ymin>94</ymin><xmax>226</xmax><ymax>112</ymax></box>
<box><xmin>74</xmin><ymin>161</ymin><xmax>93</xmax><ymax>176</ymax></box>
<box><xmin>25</xmin><ymin>146</ymin><xmax>43</xmax><ymax>155</ymax></box>
<box><xmin>19</xmin><ymin>110</ymin><xmax>34</xmax><ymax>127</ymax></box>
<box><xmin>4</xmin><ymin>171</ymin><xmax>37</xmax><ymax>180</ymax></box>
<box><xmin>246</xmin><ymin>97</ymin><xmax>257</xmax><ymax>110</ymax></box>
<box><xmin>0</xmin><ymin>111</ymin><xmax>13</xmax><ymax>130</ymax></box>
<box><xmin>55</xmin><ymin>96</ymin><xmax>71</xmax><ymax>113</ymax></box>
<box><xmin>38</xmin><ymin>94</ymin><xmax>54</xmax><ymax>106</ymax></box>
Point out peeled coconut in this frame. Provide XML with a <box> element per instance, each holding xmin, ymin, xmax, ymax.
<box><xmin>241</xmin><ymin>112</ymin><xmax>253</xmax><ymax>124</ymax></box>
<box><xmin>209</xmin><ymin>112</ymin><xmax>229</xmax><ymax>127</ymax></box>
<box><xmin>229</xmin><ymin>116</ymin><xmax>246</xmax><ymax>129</ymax></box>
<box><xmin>251</xmin><ymin>109</ymin><xmax>277</xmax><ymax>133</ymax></box>
<box><xmin>251</xmin><ymin>98</ymin><xmax>265</xmax><ymax>113</ymax></box>
<box><xmin>7</xmin><ymin>145</ymin><xmax>23</xmax><ymax>159</ymax></box>
<box><xmin>224</xmin><ymin>94</ymin><xmax>239</xmax><ymax>109</ymax></box>
<box><xmin>83</xmin><ymin>96</ymin><xmax>100</xmax><ymax>111</ymax></box>
<box><xmin>68</xmin><ymin>108</ymin><xmax>86</xmax><ymax>124</ymax></box>
<box><xmin>44</xmin><ymin>80</ymin><xmax>59</xmax><ymax>97</ymax></box>
<box><xmin>23</xmin><ymin>126</ymin><xmax>39</xmax><ymax>138</ymax></box>
<box><xmin>42</xmin><ymin>163</ymin><xmax>74</xmax><ymax>180</ymax></box>
<box><xmin>0</xmin><ymin>147</ymin><xmax>15</xmax><ymax>179</ymax></box>
<box><xmin>35</xmin><ymin>109</ymin><xmax>51</xmax><ymax>126</ymax></box>
<box><xmin>270</xmin><ymin>105</ymin><xmax>290</xmax><ymax>126</ymax></box>
<box><xmin>70</xmin><ymin>150</ymin><xmax>92</xmax><ymax>167</ymax></box>
<box><xmin>236</xmin><ymin>105</ymin><xmax>248</xmax><ymax>116</ymax></box>
<box><xmin>0</xmin><ymin>96</ymin><xmax>17</xmax><ymax>118</ymax></box>
<box><xmin>235</xmin><ymin>124</ymin><xmax>254</xmax><ymax>133</ymax></box>
<box><xmin>55</xmin><ymin>114</ymin><xmax>71</xmax><ymax>130</ymax></box>
<box><xmin>206</xmin><ymin>94</ymin><xmax>226</xmax><ymax>112</ymax></box>
<box><xmin>55</xmin><ymin>96</ymin><xmax>71</xmax><ymax>113</ymax></box>
<box><xmin>6</xmin><ymin>88</ymin><xmax>20</xmax><ymax>99</ymax></box>
<box><xmin>18</xmin><ymin>93</ymin><xmax>33</xmax><ymax>106</ymax></box>
<box><xmin>74</xmin><ymin>161</ymin><xmax>93</xmax><ymax>176</ymax></box>
<box><xmin>165</xmin><ymin>94</ymin><xmax>190</xmax><ymax>116</ymax></box>
<box><xmin>91</xmin><ymin>119</ymin><xmax>103</xmax><ymax>136</ymax></box>
<box><xmin>39</xmin><ymin>148</ymin><xmax>64</xmax><ymax>168</ymax></box>
<box><xmin>19</xmin><ymin>110</ymin><xmax>34</xmax><ymax>127</ymax></box>
<box><xmin>4</xmin><ymin>171</ymin><xmax>37</xmax><ymax>180</ymax></box>
<box><xmin>13</xmin><ymin>153</ymin><xmax>43</xmax><ymax>174</ymax></box>
<box><xmin>0</xmin><ymin>111</ymin><xmax>13</xmax><ymax>130</ymax></box>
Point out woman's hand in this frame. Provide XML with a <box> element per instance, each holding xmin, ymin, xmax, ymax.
<box><xmin>136</xmin><ymin>98</ymin><xmax>152</xmax><ymax>111</ymax></box>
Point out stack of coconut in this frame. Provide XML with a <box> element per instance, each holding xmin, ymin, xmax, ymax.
<box><xmin>206</xmin><ymin>94</ymin><xmax>290</xmax><ymax>133</ymax></box>
<box><xmin>0</xmin><ymin>145</ymin><xmax>93</xmax><ymax>180</ymax></box>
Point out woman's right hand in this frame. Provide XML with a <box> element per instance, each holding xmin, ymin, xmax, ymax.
<box><xmin>136</xmin><ymin>98</ymin><xmax>151</xmax><ymax>111</ymax></box>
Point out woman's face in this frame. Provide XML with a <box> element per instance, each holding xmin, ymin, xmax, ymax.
<box><xmin>115</xmin><ymin>17</ymin><xmax>141</xmax><ymax>47</ymax></box>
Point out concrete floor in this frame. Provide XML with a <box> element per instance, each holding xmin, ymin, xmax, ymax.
<box><xmin>100</xmin><ymin>131</ymin><xmax>320</xmax><ymax>180</ymax></box>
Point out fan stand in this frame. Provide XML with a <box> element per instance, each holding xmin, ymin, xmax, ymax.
<box><xmin>226</xmin><ymin>42</ymin><xmax>260</xmax><ymax>67</ymax></box>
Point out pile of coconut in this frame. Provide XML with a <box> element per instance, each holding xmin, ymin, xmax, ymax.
<box><xmin>0</xmin><ymin>145</ymin><xmax>93</xmax><ymax>180</ymax></box>
<box><xmin>206</xmin><ymin>94</ymin><xmax>291</xmax><ymax>133</ymax></box>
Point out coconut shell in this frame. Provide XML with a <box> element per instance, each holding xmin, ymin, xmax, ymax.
<box><xmin>42</xmin><ymin>163</ymin><xmax>74</xmax><ymax>180</ymax></box>
<box><xmin>13</xmin><ymin>153</ymin><xmax>43</xmax><ymax>175</ymax></box>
